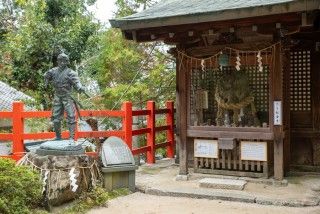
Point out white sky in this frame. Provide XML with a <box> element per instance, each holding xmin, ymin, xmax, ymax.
<box><xmin>88</xmin><ymin>0</ymin><xmax>117</xmax><ymax>26</ymax></box>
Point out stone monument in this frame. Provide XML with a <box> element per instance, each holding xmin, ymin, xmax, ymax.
<box><xmin>100</xmin><ymin>136</ymin><xmax>138</xmax><ymax>191</ymax></box>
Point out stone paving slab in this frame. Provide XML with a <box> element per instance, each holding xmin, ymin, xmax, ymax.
<box><xmin>199</xmin><ymin>178</ymin><xmax>247</xmax><ymax>190</ymax></box>
<box><xmin>190</xmin><ymin>172</ymin><xmax>288</xmax><ymax>187</ymax></box>
<box><xmin>136</xmin><ymin>185</ymin><xmax>320</xmax><ymax>207</ymax></box>
<box><xmin>255</xmin><ymin>196</ymin><xmax>319</xmax><ymax>207</ymax></box>
<box><xmin>135</xmin><ymin>159</ymin><xmax>320</xmax><ymax>208</ymax></box>
<box><xmin>144</xmin><ymin>186</ymin><xmax>256</xmax><ymax>204</ymax></box>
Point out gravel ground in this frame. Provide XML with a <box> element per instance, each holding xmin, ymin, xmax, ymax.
<box><xmin>89</xmin><ymin>192</ymin><xmax>320</xmax><ymax>214</ymax></box>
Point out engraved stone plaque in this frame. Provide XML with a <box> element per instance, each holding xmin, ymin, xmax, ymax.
<box><xmin>240</xmin><ymin>141</ymin><xmax>267</xmax><ymax>161</ymax></box>
<box><xmin>194</xmin><ymin>139</ymin><xmax>218</xmax><ymax>158</ymax></box>
<box><xmin>101</xmin><ymin>136</ymin><xmax>135</xmax><ymax>167</ymax></box>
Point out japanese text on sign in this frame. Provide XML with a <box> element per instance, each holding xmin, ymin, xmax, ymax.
<box><xmin>274</xmin><ymin>101</ymin><xmax>282</xmax><ymax>125</ymax></box>
<box><xmin>194</xmin><ymin>139</ymin><xmax>218</xmax><ymax>158</ymax></box>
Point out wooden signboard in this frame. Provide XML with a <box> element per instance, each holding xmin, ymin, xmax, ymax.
<box><xmin>240</xmin><ymin>141</ymin><xmax>267</xmax><ymax>161</ymax></box>
<box><xmin>194</xmin><ymin>139</ymin><xmax>218</xmax><ymax>158</ymax></box>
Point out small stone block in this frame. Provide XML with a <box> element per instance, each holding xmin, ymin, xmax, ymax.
<box><xmin>199</xmin><ymin>178</ymin><xmax>247</xmax><ymax>190</ymax></box>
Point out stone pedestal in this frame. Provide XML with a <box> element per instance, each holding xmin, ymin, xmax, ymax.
<box><xmin>102</xmin><ymin>165</ymin><xmax>138</xmax><ymax>192</ymax></box>
<box><xmin>19</xmin><ymin>153</ymin><xmax>100</xmax><ymax>206</ymax></box>
<box><xmin>100</xmin><ymin>136</ymin><xmax>138</xmax><ymax>192</ymax></box>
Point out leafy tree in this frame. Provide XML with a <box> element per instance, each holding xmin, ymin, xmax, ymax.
<box><xmin>0</xmin><ymin>0</ymin><xmax>14</xmax><ymax>41</ymax></box>
<box><xmin>1</xmin><ymin>0</ymin><xmax>175</xmax><ymax>111</ymax></box>
<box><xmin>84</xmin><ymin>0</ymin><xmax>175</xmax><ymax>110</ymax></box>
<box><xmin>0</xmin><ymin>0</ymin><xmax>16</xmax><ymax>76</ymax></box>
<box><xmin>115</xmin><ymin>0</ymin><xmax>159</xmax><ymax>17</ymax></box>
<box><xmin>1</xmin><ymin>0</ymin><xmax>99</xmax><ymax>108</ymax></box>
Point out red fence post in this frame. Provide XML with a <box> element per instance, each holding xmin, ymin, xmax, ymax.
<box><xmin>166</xmin><ymin>101</ymin><xmax>175</xmax><ymax>158</ymax></box>
<box><xmin>12</xmin><ymin>102</ymin><xmax>24</xmax><ymax>160</ymax></box>
<box><xmin>147</xmin><ymin>101</ymin><xmax>155</xmax><ymax>164</ymax></box>
<box><xmin>122</xmin><ymin>102</ymin><xmax>132</xmax><ymax>150</ymax></box>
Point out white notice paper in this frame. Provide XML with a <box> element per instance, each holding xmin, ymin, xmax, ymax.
<box><xmin>274</xmin><ymin>101</ymin><xmax>282</xmax><ymax>125</ymax></box>
<box><xmin>241</xmin><ymin>141</ymin><xmax>267</xmax><ymax>161</ymax></box>
<box><xmin>194</xmin><ymin>139</ymin><xmax>218</xmax><ymax>158</ymax></box>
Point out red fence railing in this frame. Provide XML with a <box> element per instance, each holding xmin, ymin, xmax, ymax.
<box><xmin>0</xmin><ymin>101</ymin><xmax>175</xmax><ymax>163</ymax></box>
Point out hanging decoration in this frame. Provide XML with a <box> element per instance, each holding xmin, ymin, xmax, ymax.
<box><xmin>201</xmin><ymin>59</ymin><xmax>205</xmax><ymax>71</ymax></box>
<box><xmin>42</xmin><ymin>170</ymin><xmax>50</xmax><ymax>194</ymax></box>
<box><xmin>201</xmin><ymin>59</ymin><xmax>205</xmax><ymax>80</ymax></box>
<box><xmin>218</xmin><ymin>52</ymin><xmax>229</xmax><ymax>67</ymax></box>
<box><xmin>239</xmin><ymin>108</ymin><xmax>244</xmax><ymax>122</ymax></box>
<box><xmin>177</xmin><ymin>42</ymin><xmax>279</xmax><ymax>72</ymax></box>
<box><xmin>257</xmin><ymin>51</ymin><xmax>263</xmax><ymax>72</ymax></box>
<box><xmin>177</xmin><ymin>42</ymin><xmax>279</xmax><ymax>127</ymax></box>
<box><xmin>193</xmin><ymin>58</ymin><xmax>209</xmax><ymax>125</ymax></box>
<box><xmin>69</xmin><ymin>167</ymin><xmax>79</xmax><ymax>192</ymax></box>
<box><xmin>235</xmin><ymin>51</ymin><xmax>241</xmax><ymax>71</ymax></box>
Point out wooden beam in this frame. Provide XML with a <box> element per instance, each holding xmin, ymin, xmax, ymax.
<box><xmin>175</xmin><ymin>48</ymin><xmax>180</xmax><ymax>165</ymax></box>
<box><xmin>125</xmin><ymin>13</ymin><xmax>301</xmax><ymax>43</ymax></box>
<box><xmin>187</xmin><ymin>130</ymin><xmax>274</xmax><ymax>140</ymax></box>
<box><xmin>132</xmin><ymin>22</ymin><xmax>301</xmax><ymax>44</ymax></box>
<box><xmin>177</xmin><ymin>47</ymin><xmax>188</xmax><ymax>175</ymax></box>
<box><xmin>132</xmin><ymin>31</ymin><xmax>137</xmax><ymax>42</ymax></box>
<box><xmin>272</xmin><ymin>42</ymin><xmax>284</xmax><ymax>180</ymax></box>
<box><xmin>291</xmin><ymin>31</ymin><xmax>320</xmax><ymax>41</ymax></box>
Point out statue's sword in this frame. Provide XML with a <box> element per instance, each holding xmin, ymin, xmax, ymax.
<box><xmin>70</xmin><ymin>91</ymin><xmax>90</xmax><ymax>121</ymax></box>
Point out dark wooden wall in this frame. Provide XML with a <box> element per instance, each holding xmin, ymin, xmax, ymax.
<box><xmin>290</xmin><ymin>38</ymin><xmax>320</xmax><ymax>168</ymax></box>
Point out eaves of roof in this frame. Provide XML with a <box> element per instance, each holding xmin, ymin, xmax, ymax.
<box><xmin>110</xmin><ymin>0</ymin><xmax>320</xmax><ymax>30</ymax></box>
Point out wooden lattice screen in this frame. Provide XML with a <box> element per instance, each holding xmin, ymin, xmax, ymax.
<box><xmin>190</xmin><ymin>68</ymin><xmax>219</xmax><ymax>125</ymax></box>
<box><xmin>290</xmin><ymin>50</ymin><xmax>312</xmax><ymax>111</ymax></box>
<box><xmin>247</xmin><ymin>66</ymin><xmax>269</xmax><ymax>112</ymax></box>
<box><xmin>190</xmin><ymin>66</ymin><xmax>270</xmax><ymax>126</ymax></box>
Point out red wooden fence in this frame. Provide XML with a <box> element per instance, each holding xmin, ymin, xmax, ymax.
<box><xmin>0</xmin><ymin>101</ymin><xmax>175</xmax><ymax>163</ymax></box>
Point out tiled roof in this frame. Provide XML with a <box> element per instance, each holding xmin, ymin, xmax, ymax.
<box><xmin>119</xmin><ymin>0</ymin><xmax>293</xmax><ymax>21</ymax></box>
<box><xmin>0</xmin><ymin>81</ymin><xmax>34</xmax><ymax>111</ymax></box>
<box><xmin>110</xmin><ymin>0</ymin><xmax>319</xmax><ymax>30</ymax></box>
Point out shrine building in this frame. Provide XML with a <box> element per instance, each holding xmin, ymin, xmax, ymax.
<box><xmin>110</xmin><ymin>0</ymin><xmax>320</xmax><ymax>180</ymax></box>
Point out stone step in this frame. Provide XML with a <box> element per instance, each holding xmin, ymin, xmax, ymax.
<box><xmin>199</xmin><ymin>178</ymin><xmax>247</xmax><ymax>190</ymax></box>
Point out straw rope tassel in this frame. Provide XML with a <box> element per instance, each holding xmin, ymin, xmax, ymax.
<box><xmin>257</xmin><ymin>51</ymin><xmax>263</xmax><ymax>72</ymax></box>
<box><xmin>69</xmin><ymin>167</ymin><xmax>78</xmax><ymax>192</ymax></box>
<box><xmin>236</xmin><ymin>52</ymin><xmax>241</xmax><ymax>71</ymax></box>
<box><xmin>42</xmin><ymin>170</ymin><xmax>49</xmax><ymax>194</ymax></box>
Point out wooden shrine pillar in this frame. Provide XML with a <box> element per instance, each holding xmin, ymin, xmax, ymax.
<box><xmin>272</xmin><ymin>42</ymin><xmax>284</xmax><ymax>180</ymax></box>
<box><xmin>311</xmin><ymin>47</ymin><xmax>320</xmax><ymax>165</ymax></box>
<box><xmin>176</xmin><ymin>49</ymin><xmax>188</xmax><ymax>175</ymax></box>
<box><xmin>282</xmin><ymin>44</ymin><xmax>291</xmax><ymax>173</ymax></box>
<box><xmin>312</xmin><ymin>50</ymin><xmax>320</xmax><ymax>131</ymax></box>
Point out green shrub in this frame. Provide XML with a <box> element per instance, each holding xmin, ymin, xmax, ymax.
<box><xmin>0</xmin><ymin>158</ymin><xmax>42</xmax><ymax>214</ymax></box>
